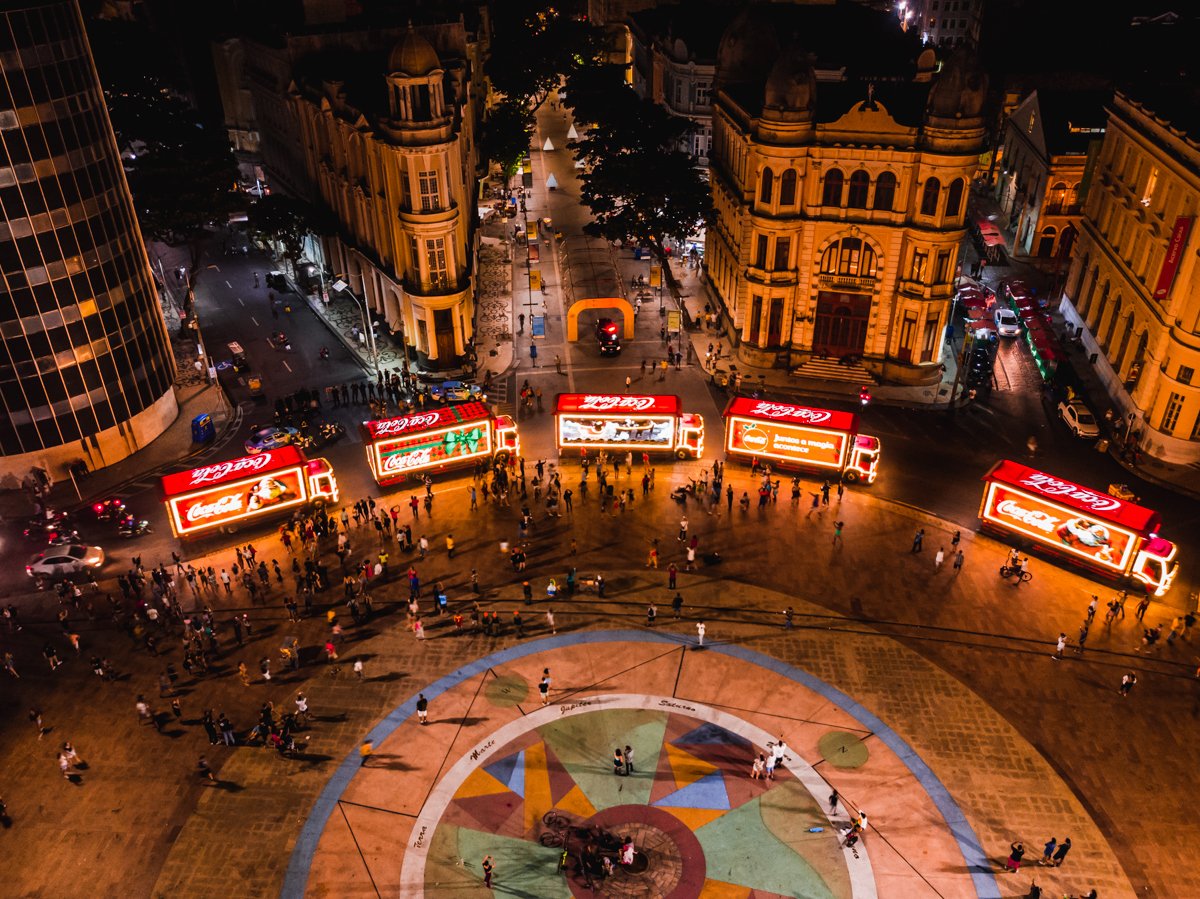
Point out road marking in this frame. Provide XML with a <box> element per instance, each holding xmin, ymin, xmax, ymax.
<box><xmin>237</xmin><ymin>296</ymin><xmax>244</xmax><ymax>306</ymax></box>
<box><xmin>225</xmin><ymin>280</ymin><xmax>232</xmax><ymax>288</ymax></box>
<box><xmin>251</xmin><ymin>316</ymin><xmax>259</xmax><ymax>326</ymax></box>
<box><xmin>282</xmin><ymin>360</ymin><xmax>292</xmax><ymax>373</ymax></box>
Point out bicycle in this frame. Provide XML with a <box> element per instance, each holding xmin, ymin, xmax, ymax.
<box><xmin>539</xmin><ymin>810</ymin><xmax>572</xmax><ymax>847</ymax></box>
<box><xmin>998</xmin><ymin>565</ymin><xmax>1032</xmax><ymax>583</ymax></box>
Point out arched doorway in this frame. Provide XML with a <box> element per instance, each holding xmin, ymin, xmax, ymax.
<box><xmin>565</xmin><ymin>297</ymin><xmax>636</xmax><ymax>341</ymax></box>
<box><xmin>813</xmin><ymin>292</ymin><xmax>870</xmax><ymax>358</ymax></box>
<box><xmin>1036</xmin><ymin>227</ymin><xmax>1057</xmax><ymax>258</ymax></box>
<box><xmin>1124</xmin><ymin>331</ymin><xmax>1148</xmax><ymax>391</ymax></box>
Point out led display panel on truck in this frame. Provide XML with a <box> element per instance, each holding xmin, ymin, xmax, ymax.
<box><xmin>162</xmin><ymin>446</ymin><xmax>311</xmax><ymax>538</ymax></box>
<box><xmin>555</xmin><ymin>394</ymin><xmax>682</xmax><ymax>451</ymax></box>
<box><xmin>724</xmin><ymin>397</ymin><xmax>858</xmax><ymax>470</ymax></box>
<box><xmin>979</xmin><ymin>460</ymin><xmax>1159</xmax><ymax>574</ymax></box>
<box><xmin>364</xmin><ymin>402</ymin><xmax>495</xmax><ymax>485</ymax></box>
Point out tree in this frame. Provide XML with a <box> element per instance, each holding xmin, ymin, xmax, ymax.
<box><xmin>481</xmin><ymin>98</ymin><xmax>536</xmax><ymax>177</ymax></box>
<box><xmin>248</xmin><ymin>195</ymin><xmax>336</xmax><ymax>278</ymax></box>
<box><xmin>567</xmin><ymin>81</ymin><xmax>712</xmax><ymax>286</ymax></box>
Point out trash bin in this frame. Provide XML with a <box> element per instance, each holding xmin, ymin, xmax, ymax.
<box><xmin>1095</xmin><ymin>438</ymin><xmax>1110</xmax><ymax>453</ymax></box>
<box><xmin>191</xmin><ymin>413</ymin><xmax>215</xmax><ymax>444</ymax></box>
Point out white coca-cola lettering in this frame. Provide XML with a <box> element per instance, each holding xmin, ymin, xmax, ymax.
<box><xmin>382</xmin><ymin>446</ymin><xmax>436</xmax><ymax>473</ymax></box>
<box><xmin>184</xmin><ymin>493</ymin><xmax>244</xmax><ymax>522</ymax></box>
<box><xmin>372</xmin><ymin>413</ymin><xmax>442</xmax><ymax>437</ymax></box>
<box><xmin>575</xmin><ymin>395</ymin><xmax>657</xmax><ymax>412</ymax></box>
<box><xmin>189</xmin><ymin>453</ymin><xmax>272</xmax><ymax>486</ymax></box>
<box><xmin>749</xmin><ymin>402</ymin><xmax>833</xmax><ymax>424</ymax></box>
<box><xmin>1020</xmin><ymin>474</ymin><xmax>1121</xmax><ymax>512</ymax></box>
<box><xmin>996</xmin><ymin>499</ymin><xmax>1061</xmax><ymax>534</ymax></box>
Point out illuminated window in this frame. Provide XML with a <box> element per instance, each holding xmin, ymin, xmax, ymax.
<box><xmin>425</xmin><ymin>237</ymin><xmax>448</xmax><ymax>288</ymax></box>
<box><xmin>1141</xmin><ymin>166</ymin><xmax>1158</xmax><ymax>207</ymax></box>
<box><xmin>1161</xmin><ymin>392</ymin><xmax>1184</xmax><ymax>433</ymax></box>
<box><xmin>418</xmin><ymin>170</ymin><xmax>439</xmax><ymax>212</ymax></box>
<box><xmin>911</xmin><ymin>249</ymin><xmax>928</xmax><ymax>281</ymax></box>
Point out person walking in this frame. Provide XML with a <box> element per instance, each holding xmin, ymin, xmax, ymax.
<box><xmin>613</xmin><ymin>747</ymin><xmax>626</xmax><ymax>776</ymax></box>
<box><xmin>446</xmin><ymin>534</ymin><xmax>455</xmax><ymax>558</ymax></box>
<box><xmin>667</xmin><ymin>563</ymin><xmax>678</xmax><ymax>590</ymax></box>
<box><xmin>416</xmin><ymin>693</ymin><xmax>429</xmax><ymax>725</ymax></box>
<box><xmin>911</xmin><ymin>529</ymin><xmax>924</xmax><ymax>552</ymax></box>
<box><xmin>828</xmin><ymin>788</ymin><xmax>840</xmax><ymax>815</ymax></box>
<box><xmin>832</xmin><ymin>520</ymin><xmax>844</xmax><ymax>546</ymax></box>
<box><xmin>539</xmin><ymin>669</ymin><xmax>551</xmax><ymax>705</ymax></box>
<box><xmin>1086</xmin><ymin>595</ymin><xmax>1098</xmax><ymax>622</ymax></box>
<box><xmin>696</xmin><ymin>620</ymin><xmax>706</xmax><ymax>647</ymax></box>
<box><xmin>413</xmin><ymin>619</ymin><xmax>425</xmax><ymax>641</ymax></box>
<box><xmin>353</xmin><ymin>659</ymin><xmax>364</xmax><ymax>680</ymax></box>
<box><xmin>1052</xmin><ymin>632</ymin><xmax>1067</xmax><ymax>660</ymax></box>
<box><xmin>934</xmin><ymin>547</ymin><xmax>945</xmax><ymax>570</ymax></box>
<box><xmin>1075</xmin><ymin>623</ymin><xmax>1090</xmax><ymax>654</ymax></box>
<box><xmin>624</xmin><ymin>744</ymin><xmax>635</xmax><ymax>775</ymax></box>
<box><xmin>482</xmin><ymin>855</ymin><xmax>495</xmax><ymax>889</ymax></box>
<box><xmin>545</xmin><ymin>608</ymin><xmax>556</xmax><ymax>635</ymax></box>
<box><xmin>1119</xmin><ymin>671</ymin><xmax>1137</xmax><ymax>696</ymax></box>
<box><xmin>197</xmin><ymin>756</ymin><xmax>217</xmax><ymax>783</ymax></box>
<box><xmin>1038</xmin><ymin>837</ymin><xmax>1057</xmax><ymax>866</ymax></box>
<box><xmin>1005</xmin><ymin>841</ymin><xmax>1026</xmax><ymax>873</ymax></box>
<box><xmin>1050</xmin><ymin>837</ymin><xmax>1071</xmax><ymax>867</ymax></box>
<box><xmin>953</xmin><ymin>549</ymin><xmax>965</xmax><ymax>573</ymax></box>
<box><xmin>672</xmin><ymin>593</ymin><xmax>683</xmax><ymax>619</ymax></box>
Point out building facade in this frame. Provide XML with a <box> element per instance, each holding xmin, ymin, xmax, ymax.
<box><xmin>705</xmin><ymin>6</ymin><xmax>986</xmax><ymax>384</ymax></box>
<box><xmin>909</xmin><ymin>0</ymin><xmax>983</xmax><ymax>49</ymax></box>
<box><xmin>0</xmin><ymin>0</ymin><xmax>177</xmax><ymax>482</ymax></box>
<box><xmin>996</xmin><ymin>89</ymin><xmax>1106</xmax><ymax>260</ymax></box>
<box><xmin>1060</xmin><ymin>90</ymin><xmax>1200</xmax><ymax>463</ymax></box>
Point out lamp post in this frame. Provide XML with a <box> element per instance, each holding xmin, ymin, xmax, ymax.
<box><xmin>355</xmin><ymin>273</ymin><xmax>379</xmax><ymax>372</ymax></box>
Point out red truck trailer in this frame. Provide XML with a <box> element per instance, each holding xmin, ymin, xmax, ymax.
<box><xmin>554</xmin><ymin>394</ymin><xmax>704</xmax><ymax>459</ymax></box>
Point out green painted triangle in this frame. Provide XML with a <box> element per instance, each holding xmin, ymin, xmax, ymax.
<box><xmin>452</xmin><ymin>825</ymin><xmax>573</xmax><ymax>897</ymax></box>
<box><xmin>695</xmin><ymin>788</ymin><xmax>838</xmax><ymax>899</ymax></box>
<box><xmin>538</xmin><ymin>708</ymin><xmax>667</xmax><ymax>812</ymax></box>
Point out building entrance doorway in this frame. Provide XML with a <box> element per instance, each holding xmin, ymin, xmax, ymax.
<box><xmin>813</xmin><ymin>292</ymin><xmax>870</xmax><ymax>358</ymax></box>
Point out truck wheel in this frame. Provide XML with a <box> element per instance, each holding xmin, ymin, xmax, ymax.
<box><xmin>843</xmin><ymin>470</ymin><xmax>859</xmax><ymax>483</ymax></box>
<box><xmin>494</xmin><ymin>450</ymin><xmax>510</xmax><ymax>463</ymax></box>
<box><xmin>675</xmin><ymin>449</ymin><xmax>688</xmax><ymax>460</ymax></box>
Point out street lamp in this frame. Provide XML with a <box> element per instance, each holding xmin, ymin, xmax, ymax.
<box><xmin>356</xmin><ymin>273</ymin><xmax>380</xmax><ymax>372</ymax></box>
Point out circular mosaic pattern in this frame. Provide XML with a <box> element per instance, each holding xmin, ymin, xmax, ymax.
<box><xmin>819</xmin><ymin>731</ymin><xmax>870</xmax><ymax>769</ymax></box>
<box><xmin>484</xmin><ymin>672</ymin><xmax>530</xmax><ymax>707</ymax></box>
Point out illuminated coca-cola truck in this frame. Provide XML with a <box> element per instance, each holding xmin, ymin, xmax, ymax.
<box><xmin>362</xmin><ymin>402</ymin><xmax>519</xmax><ymax>486</ymax></box>
<box><xmin>554</xmin><ymin>394</ymin><xmax>704</xmax><ymax>459</ymax></box>
<box><xmin>979</xmin><ymin>460</ymin><xmax>1179</xmax><ymax>596</ymax></box>
<box><xmin>162</xmin><ymin>445</ymin><xmax>339</xmax><ymax>538</ymax></box>
<box><xmin>722</xmin><ymin>397</ymin><xmax>880</xmax><ymax>483</ymax></box>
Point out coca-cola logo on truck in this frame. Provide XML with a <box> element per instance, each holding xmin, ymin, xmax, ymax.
<box><xmin>996</xmin><ymin>499</ymin><xmax>1059</xmax><ymax>534</ymax></box>
<box><xmin>188</xmin><ymin>453</ymin><xmax>273</xmax><ymax>486</ymax></box>
<box><xmin>576</xmin><ymin>395</ymin><xmax>656</xmax><ymax>412</ymax></box>
<box><xmin>371</xmin><ymin>413</ymin><xmax>442</xmax><ymax>437</ymax></box>
<box><xmin>748</xmin><ymin>402</ymin><xmax>833</xmax><ymax>425</ymax></box>
<box><xmin>381</xmin><ymin>446</ymin><xmax>435</xmax><ymax>474</ymax></box>
<box><xmin>186</xmin><ymin>493</ymin><xmax>243</xmax><ymax>522</ymax></box>
<box><xmin>1019</xmin><ymin>473</ymin><xmax>1121</xmax><ymax>513</ymax></box>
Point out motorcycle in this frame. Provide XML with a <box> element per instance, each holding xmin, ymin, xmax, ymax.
<box><xmin>268</xmin><ymin>331</ymin><xmax>292</xmax><ymax>351</ymax></box>
<box><xmin>117</xmin><ymin>516</ymin><xmax>152</xmax><ymax>538</ymax></box>
<box><xmin>318</xmin><ymin>347</ymin><xmax>330</xmax><ymax>362</ymax></box>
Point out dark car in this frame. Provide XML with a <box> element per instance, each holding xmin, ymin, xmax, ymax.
<box><xmin>595</xmin><ymin>318</ymin><xmax>621</xmax><ymax>355</ymax></box>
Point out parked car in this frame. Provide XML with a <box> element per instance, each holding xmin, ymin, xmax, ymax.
<box><xmin>26</xmin><ymin>544</ymin><xmax>105</xmax><ymax>579</ymax></box>
<box><xmin>244</xmin><ymin>425</ymin><xmax>299</xmax><ymax>454</ymax></box>
<box><xmin>430</xmin><ymin>380</ymin><xmax>485</xmax><ymax>404</ymax></box>
<box><xmin>1058</xmin><ymin>401</ymin><xmax>1100</xmax><ymax>438</ymax></box>
<box><xmin>993</xmin><ymin>308</ymin><xmax>1021</xmax><ymax>338</ymax></box>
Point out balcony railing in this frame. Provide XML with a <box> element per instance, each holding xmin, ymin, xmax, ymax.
<box><xmin>816</xmin><ymin>272</ymin><xmax>877</xmax><ymax>292</ymax></box>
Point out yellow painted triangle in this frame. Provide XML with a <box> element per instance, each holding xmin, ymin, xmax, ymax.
<box><xmin>658</xmin><ymin>806</ymin><xmax>727</xmax><ymax>831</ymax></box>
<box><xmin>457</xmin><ymin>766</ymin><xmax>511</xmax><ymax>800</ymax></box>
<box><xmin>555</xmin><ymin>784</ymin><xmax>597</xmax><ymax>820</ymax></box>
<box><xmin>698</xmin><ymin>878</ymin><xmax>752</xmax><ymax>899</ymax></box>
<box><xmin>666</xmin><ymin>742</ymin><xmax>717</xmax><ymax>789</ymax></box>
<box><xmin>522</xmin><ymin>742</ymin><xmax>551</xmax><ymax>836</ymax></box>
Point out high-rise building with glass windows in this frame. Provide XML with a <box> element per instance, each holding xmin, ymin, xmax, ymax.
<box><xmin>0</xmin><ymin>0</ymin><xmax>177</xmax><ymax>482</ymax></box>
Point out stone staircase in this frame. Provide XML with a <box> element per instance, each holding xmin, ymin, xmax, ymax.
<box><xmin>790</xmin><ymin>356</ymin><xmax>877</xmax><ymax>384</ymax></box>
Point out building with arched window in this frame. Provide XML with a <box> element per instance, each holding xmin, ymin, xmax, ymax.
<box><xmin>1060</xmin><ymin>89</ymin><xmax>1200</xmax><ymax>465</ymax></box>
<box><xmin>705</xmin><ymin>4</ymin><xmax>986</xmax><ymax>384</ymax></box>
<box><xmin>997</xmin><ymin>89</ymin><xmax>1107</xmax><ymax>260</ymax></box>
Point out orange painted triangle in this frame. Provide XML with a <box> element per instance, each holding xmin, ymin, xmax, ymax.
<box><xmin>457</xmin><ymin>766</ymin><xmax>512</xmax><ymax>800</ymax></box>
<box><xmin>522</xmin><ymin>742</ymin><xmax>552</xmax><ymax>837</ymax></box>
<box><xmin>555</xmin><ymin>784</ymin><xmax>597</xmax><ymax>820</ymax></box>
<box><xmin>699</xmin><ymin>878</ymin><xmax>752</xmax><ymax>899</ymax></box>
<box><xmin>657</xmin><ymin>806</ymin><xmax>728</xmax><ymax>831</ymax></box>
<box><xmin>666</xmin><ymin>742</ymin><xmax>717</xmax><ymax>788</ymax></box>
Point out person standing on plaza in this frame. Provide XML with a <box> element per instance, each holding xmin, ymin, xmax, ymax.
<box><xmin>668</xmin><ymin>563</ymin><xmax>677</xmax><ymax>590</ymax></box>
<box><xmin>828</xmin><ymin>788</ymin><xmax>839</xmax><ymax>814</ymax></box>
<box><xmin>539</xmin><ymin>669</ymin><xmax>551</xmax><ymax>705</ymax></box>
<box><xmin>1005</xmin><ymin>841</ymin><xmax>1026</xmax><ymax>873</ymax></box>
<box><xmin>934</xmin><ymin>547</ymin><xmax>945</xmax><ymax>570</ymax></box>
<box><xmin>646</xmin><ymin>602</ymin><xmax>657</xmax><ymax>626</ymax></box>
<box><xmin>482</xmin><ymin>855</ymin><xmax>494</xmax><ymax>889</ymax></box>
<box><xmin>353</xmin><ymin>659</ymin><xmax>364</xmax><ymax>680</ymax></box>
<box><xmin>545</xmin><ymin>608</ymin><xmax>556</xmax><ymax>635</ymax></box>
<box><xmin>1050</xmin><ymin>837</ymin><xmax>1071</xmax><ymax>867</ymax></box>
<box><xmin>1075</xmin><ymin>623</ymin><xmax>1089</xmax><ymax>654</ymax></box>
<box><xmin>1038</xmin><ymin>837</ymin><xmax>1057</xmax><ymax>866</ymax></box>
<box><xmin>953</xmin><ymin>549</ymin><xmax>965</xmax><ymax>573</ymax></box>
<box><xmin>416</xmin><ymin>693</ymin><xmax>429</xmax><ymax>725</ymax></box>
<box><xmin>1135</xmin><ymin>593</ymin><xmax>1151</xmax><ymax>621</ymax></box>
<box><xmin>413</xmin><ymin>619</ymin><xmax>425</xmax><ymax>641</ymax></box>
<box><xmin>1086</xmin><ymin>595</ymin><xmax>1098</xmax><ymax>622</ymax></box>
<box><xmin>1052</xmin><ymin>633</ymin><xmax>1067</xmax><ymax>660</ymax></box>
<box><xmin>613</xmin><ymin>747</ymin><xmax>626</xmax><ymax>776</ymax></box>
<box><xmin>624</xmin><ymin>744</ymin><xmax>635</xmax><ymax>775</ymax></box>
<box><xmin>446</xmin><ymin>534</ymin><xmax>455</xmax><ymax>558</ymax></box>
<box><xmin>1119</xmin><ymin>671</ymin><xmax>1137</xmax><ymax>697</ymax></box>
<box><xmin>672</xmin><ymin>593</ymin><xmax>683</xmax><ymax>619</ymax></box>
<box><xmin>911</xmin><ymin>529</ymin><xmax>924</xmax><ymax>552</ymax></box>
<box><xmin>678</xmin><ymin>516</ymin><xmax>688</xmax><ymax>542</ymax></box>
<box><xmin>696</xmin><ymin>620</ymin><xmax>706</xmax><ymax>647</ymax></box>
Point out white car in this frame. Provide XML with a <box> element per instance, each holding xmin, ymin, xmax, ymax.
<box><xmin>1058</xmin><ymin>401</ymin><xmax>1100</xmax><ymax>438</ymax></box>
<box><xmin>26</xmin><ymin>544</ymin><xmax>105</xmax><ymax>579</ymax></box>
<box><xmin>993</xmin><ymin>307</ymin><xmax>1021</xmax><ymax>338</ymax></box>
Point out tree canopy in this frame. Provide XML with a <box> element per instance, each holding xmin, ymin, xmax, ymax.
<box><xmin>248</xmin><ymin>194</ymin><xmax>335</xmax><ymax>274</ymax></box>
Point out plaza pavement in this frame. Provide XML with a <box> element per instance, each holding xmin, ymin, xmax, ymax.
<box><xmin>1</xmin><ymin>464</ymin><xmax>1196</xmax><ymax>898</ymax></box>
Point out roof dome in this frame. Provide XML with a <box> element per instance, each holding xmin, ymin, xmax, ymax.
<box><xmin>388</xmin><ymin>26</ymin><xmax>440</xmax><ymax>77</ymax></box>
<box><xmin>716</xmin><ymin>8</ymin><xmax>780</xmax><ymax>89</ymax></box>
<box><xmin>926</xmin><ymin>47</ymin><xmax>987</xmax><ymax>120</ymax></box>
<box><xmin>764</xmin><ymin>46</ymin><xmax>815</xmax><ymax>113</ymax></box>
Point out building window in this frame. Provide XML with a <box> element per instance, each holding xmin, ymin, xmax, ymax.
<box><xmin>425</xmin><ymin>237</ymin><xmax>448</xmax><ymax>287</ymax></box>
<box><xmin>874</xmin><ymin>172</ymin><xmax>897</xmax><ymax>210</ymax></box>
<box><xmin>822</xmin><ymin>168</ymin><xmax>844</xmax><ymax>206</ymax></box>
<box><xmin>1046</xmin><ymin>181</ymin><xmax>1067</xmax><ymax>215</ymax></box>
<box><xmin>1161</xmin><ymin>392</ymin><xmax>1185</xmax><ymax>433</ymax></box>
<box><xmin>417</xmin><ymin>318</ymin><xmax>429</xmax><ymax>353</ymax></box>
<box><xmin>920</xmin><ymin>178</ymin><xmax>941</xmax><ymax>216</ymax></box>
<box><xmin>695</xmin><ymin>82</ymin><xmax>711</xmax><ymax>107</ymax></box>
<box><xmin>921</xmin><ymin>317</ymin><xmax>939</xmax><ymax>363</ymax></box>
<box><xmin>754</xmin><ymin>234</ymin><xmax>768</xmax><ymax>268</ymax></box>
<box><xmin>1178</xmin><ymin>365</ymin><xmax>1194</xmax><ymax>385</ymax></box>
<box><xmin>945</xmin><ymin>178</ymin><xmax>964</xmax><ymax>218</ymax></box>
<box><xmin>935</xmin><ymin>249</ymin><xmax>952</xmax><ymax>283</ymax></box>
<box><xmin>1141</xmin><ymin>166</ymin><xmax>1158</xmax><ymax>207</ymax></box>
<box><xmin>418</xmin><ymin>170</ymin><xmax>439</xmax><ymax>212</ymax></box>
<box><xmin>773</xmin><ymin>237</ymin><xmax>790</xmax><ymax>271</ymax></box>
<box><xmin>759</xmin><ymin>168</ymin><xmax>774</xmax><ymax>204</ymax></box>
<box><xmin>767</xmin><ymin>297</ymin><xmax>783</xmax><ymax>345</ymax></box>
<box><xmin>674</xmin><ymin>81</ymin><xmax>682</xmax><ymax>107</ymax></box>
<box><xmin>779</xmin><ymin>169</ymin><xmax>797</xmax><ymax>206</ymax></box>
<box><xmin>911</xmin><ymin>249</ymin><xmax>928</xmax><ymax>281</ymax></box>
<box><xmin>847</xmin><ymin>170</ymin><xmax>870</xmax><ymax>208</ymax></box>
<box><xmin>898</xmin><ymin>312</ymin><xmax>917</xmax><ymax>363</ymax></box>
<box><xmin>820</xmin><ymin>237</ymin><xmax>877</xmax><ymax>278</ymax></box>
<box><xmin>749</xmin><ymin>295</ymin><xmax>763</xmax><ymax>343</ymax></box>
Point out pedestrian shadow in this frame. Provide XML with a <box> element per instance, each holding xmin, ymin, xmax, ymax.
<box><xmin>65</xmin><ymin>773</ymin><xmax>84</xmax><ymax>786</ymax></box>
<box><xmin>369</xmin><ymin>672</ymin><xmax>405</xmax><ymax>683</ymax></box>
<box><xmin>311</xmin><ymin>713</ymin><xmax>349</xmax><ymax>724</ymax></box>
<box><xmin>287</xmin><ymin>751</ymin><xmax>334</xmax><ymax>765</ymax></box>
<box><xmin>209</xmin><ymin>780</ymin><xmax>245</xmax><ymax>792</ymax></box>
<box><xmin>163</xmin><ymin>728</ymin><xmax>188</xmax><ymax>740</ymax></box>
<box><xmin>360</xmin><ymin>755</ymin><xmax>415</xmax><ymax>771</ymax></box>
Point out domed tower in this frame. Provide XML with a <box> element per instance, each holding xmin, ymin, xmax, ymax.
<box><xmin>762</xmin><ymin>46</ymin><xmax>816</xmax><ymax>125</ymax></box>
<box><xmin>922</xmin><ymin>47</ymin><xmax>987</xmax><ymax>152</ymax></box>
<box><xmin>386</xmin><ymin>25</ymin><xmax>448</xmax><ymax>133</ymax></box>
<box><xmin>715</xmin><ymin>8</ymin><xmax>780</xmax><ymax>91</ymax></box>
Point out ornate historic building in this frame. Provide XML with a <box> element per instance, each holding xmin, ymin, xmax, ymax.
<box><xmin>705</xmin><ymin>5</ymin><xmax>986</xmax><ymax>384</ymax></box>
<box><xmin>1060</xmin><ymin>89</ymin><xmax>1200</xmax><ymax>464</ymax></box>
<box><xmin>0</xmin><ymin>0</ymin><xmax>177</xmax><ymax>481</ymax></box>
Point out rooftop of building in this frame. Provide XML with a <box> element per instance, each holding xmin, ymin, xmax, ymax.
<box><xmin>1117</xmin><ymin>84</ymin><xmax>1200</xmax><ymax>146</ymax></box>
<box><xmin>627</xmin><ymin>2</ymin><xmax>737</xmax><ymax>63</ymax></box>
<box><xmin>1030</xmin><ymin>88</ymin><xmax>1111</xmax><ymax>155</ymax></box>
